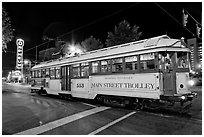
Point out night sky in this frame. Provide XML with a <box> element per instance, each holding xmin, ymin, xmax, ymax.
<box><xmin>2</xmin><ymin>2</ymin><xmax>202</xmax><ymax>77</ymax></box>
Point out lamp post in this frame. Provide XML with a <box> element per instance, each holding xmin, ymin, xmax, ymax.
<box><xmin>23</xmin><ymin>59</ymin><xmax>31</xmax><ymax>84</ymax></box>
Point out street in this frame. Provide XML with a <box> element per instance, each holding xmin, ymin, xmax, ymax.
<box><xmin>3</xmin><ymin>2</ymin><xmax>202</xmax><ymax>135</ymax></box>
<box><xmin>2</xmin><ymin>83</ymin><xmax>202</xmax><ymax>135</ymax></box>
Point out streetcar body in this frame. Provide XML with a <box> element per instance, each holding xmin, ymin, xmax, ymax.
<box><xmin>71</xmin><ymin>73</ymin><xmax>160</xmax><ymax>99</ymax></box>
<box><xmin>31</xmin><ymin>35</ymin><xmax>197</xmax><ymax>110</ymax></box>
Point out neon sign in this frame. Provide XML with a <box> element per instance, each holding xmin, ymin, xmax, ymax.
<box><xmin>16</xmin><ymin>39</ymin><xmax>24</xmax><ymax>69</ymax></box>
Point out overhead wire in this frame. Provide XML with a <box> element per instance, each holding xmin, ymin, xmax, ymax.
<box><xmin>185</xmin><ymin>9</ymin><xmax>202</xmax><ymax>26</ymax></box>
<box><xmin>57</xmin><ymin>3</ymin><xmax>141</xmax><ymax>39</ymax></box>
<box><xmin>3</xmin><ymin>3</ymin><xmax>141</xmax><ymax>70</ymax></box>
<box><xmin>4</xmin><ymin>50</ymin><xmax>36</xmax><ymax>57</ymax></box>
<box><xmin>23</xmin><ymin>3</ymin><xmax>141</xmax><ymax>53</ymax></box>
<box><xmin>154</xmin><ymin>2</ymin><xmax>201</xmax><ymax>40</ymax></box>
<box><xmin>5</xmin><ymin>2</ymin><xmax>201</xmax><ymax>70</ymax></box>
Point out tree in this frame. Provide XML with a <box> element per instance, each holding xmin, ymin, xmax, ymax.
<box><xmin>39</xmin><ymin>48</ymin><xmax>58</xmax><ymax>61</ymax></box>
<box><xmin>2</xmin><ymin>6</ymin><xmax>14</xmax><ymax>52</ymax></box>
<box><xmin>106</xmin><ymin>20</ymin><xmax>142</xmax><ymax>47</ymax></box>
<box><xmin>81</xmin><ymin>36</ymin><xmax>103</xmax><ymax>52</ymax></box>
<box><xmin>42</xmin><ymin>22</ymin><xmax>69</xmax><ymax>50</ymax></box>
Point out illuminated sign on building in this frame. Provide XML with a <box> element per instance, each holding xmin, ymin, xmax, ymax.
<box><xmin>187</xmin><ymin>38</ymin><xmax>202</xmax><ymax>71</ymax></box>
<box><xmin>16</xmin><ymin>39</ymin><xmax>24</xmax><ymax>69</ymax></box>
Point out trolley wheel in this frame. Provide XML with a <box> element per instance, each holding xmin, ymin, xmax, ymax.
<box><xmin>38</xmin><ymin>90</ymin><xmax>41</xmax><ymax>95</ymax></box>
<box><xmin>43</xmin><ymin>90</ymin><xmax>47</xmax><ymax>96</ymax></box>
<box><xmin>39</xmin><ymin>90</ymin><xmax>47</xmax><ymax>96</ymax></box>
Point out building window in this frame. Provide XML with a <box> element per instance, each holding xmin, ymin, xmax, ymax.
<box><xmin>101</xmin><ymin>60</ymin><xmax>111</xmax><ymax>73</ymax></box>
<box><xmin>73</xmin><ymin>64</ymin><xmax>80</xmax><ymax>77</ymax></box>
<box><xmin>50</xmin><ymin>67</ymin><xmax>55</xmax><ymax>79</ymax></box>
<box><xmin>112</xmin><ymin>58</ymin><xmax>123</xmax><ymax>72</ymax></box>
<box><xmin>38</xmin><ymin>70</ymin><xmax>42</xmax><ymax>78</ymax></box>
<box><xmin>125</xmin><ymin>55</ymin><xmax>138</xmax><ymax>71</ymax></box>
<box><xmin>92</xmin><ymin>61</ymin><xmax>99</xmax><ymax>73</ymax></box>
<box><xmin>81</xmin><ymin>62</ymin><xmax>89</xmax><ymax>77</ymax></box>
<box><xmin>140</xmin><ymin>53</ymin><xmax>155</xmax><ymax>70</ymax></box>
<box><xmin>55</xmin><ymin>67</ymin><xmax>60</xmax><ymax>78</ymax></box>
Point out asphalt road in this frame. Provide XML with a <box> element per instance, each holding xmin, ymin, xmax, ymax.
<box><xmin>2</xmin><ymin>83</ymin><xmax>202</xmax><ymax>135</ymax></box>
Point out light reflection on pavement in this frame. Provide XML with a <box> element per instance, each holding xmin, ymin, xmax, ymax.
<box><xmin>2</xmin><ymin>85</ymin><xmax>93</xmax><ymax>134</ymax></box>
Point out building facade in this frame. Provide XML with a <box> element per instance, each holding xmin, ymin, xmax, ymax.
<box><xmin>187</xmin><ymin>38</ymin><xmax>202</xmax><ymax>72</ymax></box>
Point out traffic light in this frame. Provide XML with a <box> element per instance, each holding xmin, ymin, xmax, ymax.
<box><xmin>182</xmin><ymin>9</ymin><xmax>188</xmax><ymax>27</ymax></box>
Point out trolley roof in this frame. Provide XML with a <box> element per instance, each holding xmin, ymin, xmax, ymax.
<box><xmin>32</xmin><ymin>35</ymin><xmax>190</xmax><ymax>70</ymax></box>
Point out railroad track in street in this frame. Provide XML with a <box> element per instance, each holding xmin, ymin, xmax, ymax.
<box><xmin>3</xmin><ymin>83</ymin><xmax>201</xmax><ymax>135</ymax></box>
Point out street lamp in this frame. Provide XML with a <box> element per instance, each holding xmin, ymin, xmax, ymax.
<box><xmin>69</xmin><ymin>45</ymin><xmax>76</xmax><ymax>52</ymax></box>
<box><xmin>197</xmin><ymin>64</ymin><xmax>202</xmax><ymax>69</ymax></box>
<box><xmin>23</xmin><ymin>59</ymin><xmax>31</xmax><ymax>84</ymax></box>
<box><xmin>24</xmin><ymin>59</ymin><xmax>29</xmax><ymax>65</ymax></box>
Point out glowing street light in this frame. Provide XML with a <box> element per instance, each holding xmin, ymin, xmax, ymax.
<box><xmin>65</xmin><ymin>43</ymin><xmax>84</xmax><ymax>57</ymax></box>
<box><xmin>69</xmin><ymin>45</ymin><xmax>76</xmax><ymax>52</ymax></box>
<box><xmin>197</xmin><ymin>63</ymin><xmax>202</xmax><ymax>69</ymax></box>
<box><xmin>24</xmin><ymin>59</ymin><xmax>29</xmax><ymax>65</ymax></box>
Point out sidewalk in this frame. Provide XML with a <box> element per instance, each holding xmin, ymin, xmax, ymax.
<box><xmin>19</xmin><ymin>83</ymin><xmax>31</xmax><ymax>87</ymax></box>
<box><xmin>190</xmin><ymin>86</ymin><xmax>202</xmax><ymax>92</ymax></box>
<box><xmin>3</xmin><ymin>82</ymin><xmax>32</xmax><ymax>95</ymax></box>
<box><xmin>6</xmin><ymin>82</ymin><xmax>31</xmax><ymax>88</ymax></box>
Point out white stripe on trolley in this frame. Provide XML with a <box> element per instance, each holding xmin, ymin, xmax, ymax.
<box><xmin>15</xmin><ymin>106</ymin><xmax>110</xmax><ymax>135</ymax></box>
<box><xmin>88</xmin><ymin>111</ymin><xmax>136</xmax><ymax>135</ymax></box>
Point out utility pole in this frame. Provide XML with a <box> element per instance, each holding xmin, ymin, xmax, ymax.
<box><xmin>35</xmin><ymin>46</ymin><xmax>37</xmax><ymax>65</ymax></box>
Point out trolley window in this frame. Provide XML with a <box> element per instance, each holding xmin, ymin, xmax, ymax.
<box><xmin>45</xmin><ymin>68</ymin><xmax>50</xmax><ymax>77</ymax></box>
<box><xmin>32</xmin><ymin>71</ymin><xmax>35</xmax><ymax>78</ymax></box>
<box><xmin>92</xmin><ymin>61</ymin><xmax>99</xmax><ymax>73</ymax></box>
<box><xmin>73</xmin><ymin>64</ymin><xmax>80</xmax><ymax>77</ymax></box>
<box><xmin>55</xmin><ymin>67</ymin><xmax>60</xmax><ymax>79</ymax></box>
<box><xmin>125</xmin><ymin>55</ymin><xmax>138</xmax><ymax>71</ymax></box>
<box><xmin>38</xmin><ymin>70</ymin><xmax>42</xmax><ymax>78</ymax></box>
<box><xmin>158</xmin><ymin>51</ymin><xmax>174</xmax><ymax>71</ymax></box>
<box><xmin>140</xmin><ymin>53</ymin><xmax>155</xmax><ymax>70</ymax></box>
<box><xmin>81</xmin><ymin>62</ymin><xmax>89</xmax><ymax>77</ymax></box>
<box><xmin>42</xmin><ymin>69</ymin><xmax>46</xmax><ymax>78</ymax></box>
<box><xmin>112</xmin><ymin>58</ymin><xmax>123</xmax><ymax>72</ymax></box>
<box><xmin>177</xmin><ymin>52</ymin><xmax>189</xmax><ymax>68</ymax></box>
<box><xmin>50</xmin><ymin>67</ymin><xmax>55</xmax><ymax>79</ymax></box>
<box><xmin>101</xmin><ymin>60</ymin><xmax>111</xmax><ymax>73</ymax></box>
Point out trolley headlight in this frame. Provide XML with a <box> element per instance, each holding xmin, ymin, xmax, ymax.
<box><xmin>190</xmin><ymin>70</ymin><xmax>196</xmax><ymax>74</ymax></box>
<box><xmin>188</xmin><ymin>80</ymin><xmax>195</xmax><ymax>86</ymax></box>
<box><xmin>180</xmin><ymin>96</ymin><xmax>186</xmax><ymax>100</ymax></box>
